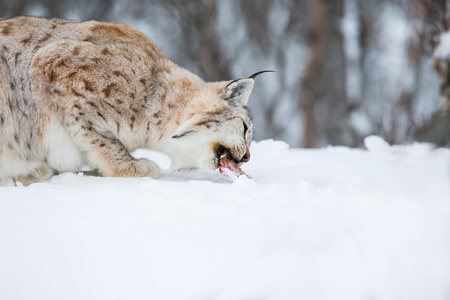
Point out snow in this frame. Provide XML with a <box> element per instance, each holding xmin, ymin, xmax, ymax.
<box><xmin>1</xmin><ymin>137</ymin><xmax>450</xmax><ymax>300</ymax></box>
<box><xmin>435</xmin><ymin>31</ymin><xmax>450</xmax><ymax>59</ymax></box>
<box><xmin>363</xmin><ymin>135</ymin><xmax>391</xmax><ymax>152</ymax></box>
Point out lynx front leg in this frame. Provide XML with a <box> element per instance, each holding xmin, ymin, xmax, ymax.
<box><xmin>71</xmin><ymin>125</ymin><xmax>159</xmax><ymax>178</ymax></box>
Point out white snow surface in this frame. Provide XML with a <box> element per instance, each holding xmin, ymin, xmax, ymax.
<box><xmin>1</xmin><ymin>137</ymin><xmax>450</xmax><ymax>300</ymax></box>
<box><xmin>435</xmin><ymin>30</ymin><xmax>450</xmax><ymax>59</ymax></box>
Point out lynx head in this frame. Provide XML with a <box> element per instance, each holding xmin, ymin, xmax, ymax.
<box><xmin>169</xmin><ymin>71</ymin><xmax>274</xmax><ymax>171</ymax></box>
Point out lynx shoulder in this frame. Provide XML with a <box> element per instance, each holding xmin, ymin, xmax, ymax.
<box><xmin>0</xmin><ymin>16</ymin><xmax>267</xmax><ymax>185</ymax></box>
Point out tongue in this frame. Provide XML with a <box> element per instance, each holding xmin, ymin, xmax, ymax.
<box><xmin>218</xmin><ymin>153</ymin><xmax>251</xmax><ymax>180</ymax></box>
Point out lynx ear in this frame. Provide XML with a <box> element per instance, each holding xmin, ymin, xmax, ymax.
<box><xmin>224</xmin><ymin>70</ymin><xmax>276</xmax><ymax>107</ymax></box>
<box><xmin>224</xmin><ymin>78</ymin><xmax>255</xmax><ymax>107</ymax></box>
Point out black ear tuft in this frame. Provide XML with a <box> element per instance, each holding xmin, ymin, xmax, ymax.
<box><xmin>224</xmin><ymin>70</ymin><xmax>276</xmax><ymax>107</ymax></box>
<box><xmin>249</xmin><ymin>70</ymin><xmax>277</xmax><ymax>79</ymax></box>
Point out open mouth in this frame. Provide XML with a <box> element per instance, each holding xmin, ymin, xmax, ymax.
<box><xmin>215</xmin><ymin>145</ymin><xmax>239</xmax><ymax>167</ymax></box>
<box><xmin>215</xmin><ymin>144</ymin><xmax>251</xmax><ymax>167</ymax></box>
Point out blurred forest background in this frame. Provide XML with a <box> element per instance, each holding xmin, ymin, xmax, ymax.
<box><xmin>1</xmin><ymin>0</ymin><xmax>449</xmax><ymax>148</ymax></box>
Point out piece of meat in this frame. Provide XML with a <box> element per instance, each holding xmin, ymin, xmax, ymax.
<box><xmin>218</xmin><ymin>153</ymin><xmax>251</xmax><ymax>180</ymax></box>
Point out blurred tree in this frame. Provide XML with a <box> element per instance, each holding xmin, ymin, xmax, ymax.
<box><xmin>431</xmin><ymin>0</ymin><xmax>450</xmax><ymax>114</ymax></box>
<box><xmin>68</xmin><ymin>0</ymin><xmax>114</xmax><ymax>21</ymax></box>
<box><xmin>0</xmin><ymin>0</ymin><xmax>29</xmax><ymax>16</ymax></box>
<box><xmin>171</xmin><ymin>0</ymin><xmax>231</xmax><ymax>81</ymax></box>
<box><xmin>301</xmin><ymin>0</ymin><xmax>348</xmax><ymax>148</ymax></box>
<box><xmin>412</xmin><ymin>0</ymin><xmax>450</xmax><ymax>146</ymax></box>
<box><xmin>0</xmin><ymin>0</ymin><xmax>446</xmax><ymax>147</ymax></box>
<box><xmin>238</xmin><ymin>0</ymin><xmax>300</xmax><ymax>142</ymax></box>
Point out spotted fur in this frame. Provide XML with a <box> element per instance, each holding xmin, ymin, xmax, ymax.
<box><xmin>0</xmin><ymin>16</ymin><xmax>256</xmax><ymax>185</ymax></box>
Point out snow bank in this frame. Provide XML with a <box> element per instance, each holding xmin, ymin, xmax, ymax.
<box><xmin>434</xmin><ymin>30</ymin><xmax>450</xmax><ymax>59</ymax></box>
<box><xmin>1</xmin><ymin>138</ymin><xmax>449</xmax><ymax>300</ymax></box>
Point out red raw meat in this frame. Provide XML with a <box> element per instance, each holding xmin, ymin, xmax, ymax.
<box><xmin>218</xmin><ymin>153</ymin><xmax>251</xmax><ymax>180</ymax></box>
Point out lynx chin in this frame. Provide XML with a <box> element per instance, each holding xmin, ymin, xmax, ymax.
<box><xmin>0</xmin><ymin>16</ymin><xmax>271</xmax><ymax>185</ymax></box>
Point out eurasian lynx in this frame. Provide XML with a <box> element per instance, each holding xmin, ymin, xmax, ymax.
<box><xmin>0</xmin><ymin>16</ymin><xmax>265</xmax><ymax>185</ymax></box>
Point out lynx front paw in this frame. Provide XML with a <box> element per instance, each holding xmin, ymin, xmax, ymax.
<box><xmin>13</xmin><ymin>165</ymin><xmax>54</xmax><ymax>186</ymax></box>
<box><xmin>108</xmin><ymin>158</ymin><xmax>160</xmax><ymax>178</ymax></box>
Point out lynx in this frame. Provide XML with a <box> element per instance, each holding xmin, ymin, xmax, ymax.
<box><xmin>0</xmin><ymin>16</ymin><xmax>268</xmax><ymax>185</ymax></box>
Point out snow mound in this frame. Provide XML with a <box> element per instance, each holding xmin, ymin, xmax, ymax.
<box><xmin>1</xmin><ymin>139</ymin><xmax>450</xmax><ymax>300</ymax></box>
<box><xmin>434</xmin><ymin>30</ymin><xmax>450</xmax><ymax>59</ymax></box>
<box><xmin>364</xmin><ymin>135</ymin><xmax>390</xmax><ymax>151</ymax></box>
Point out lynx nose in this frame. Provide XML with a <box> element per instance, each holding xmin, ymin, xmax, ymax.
<box><xmin>241</xmin><ymin>149</ymin><xmax>250</xmax><ymax>163</ymax></box>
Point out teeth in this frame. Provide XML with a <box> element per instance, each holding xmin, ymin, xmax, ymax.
<box><xmin>220</xmin><ymin>153</ymin><xmax>228</xmax><ymax>159</ymax></box>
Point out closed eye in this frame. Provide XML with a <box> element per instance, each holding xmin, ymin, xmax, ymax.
<box><xmin>172</xmin><ymin>130</ymin><xmax>194</xmax><ymax>139</ymax></box>
<box><xmin>243</xmin><ymin>121</ymin><xmax>248</xmax><ymax>136</ymax></box>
